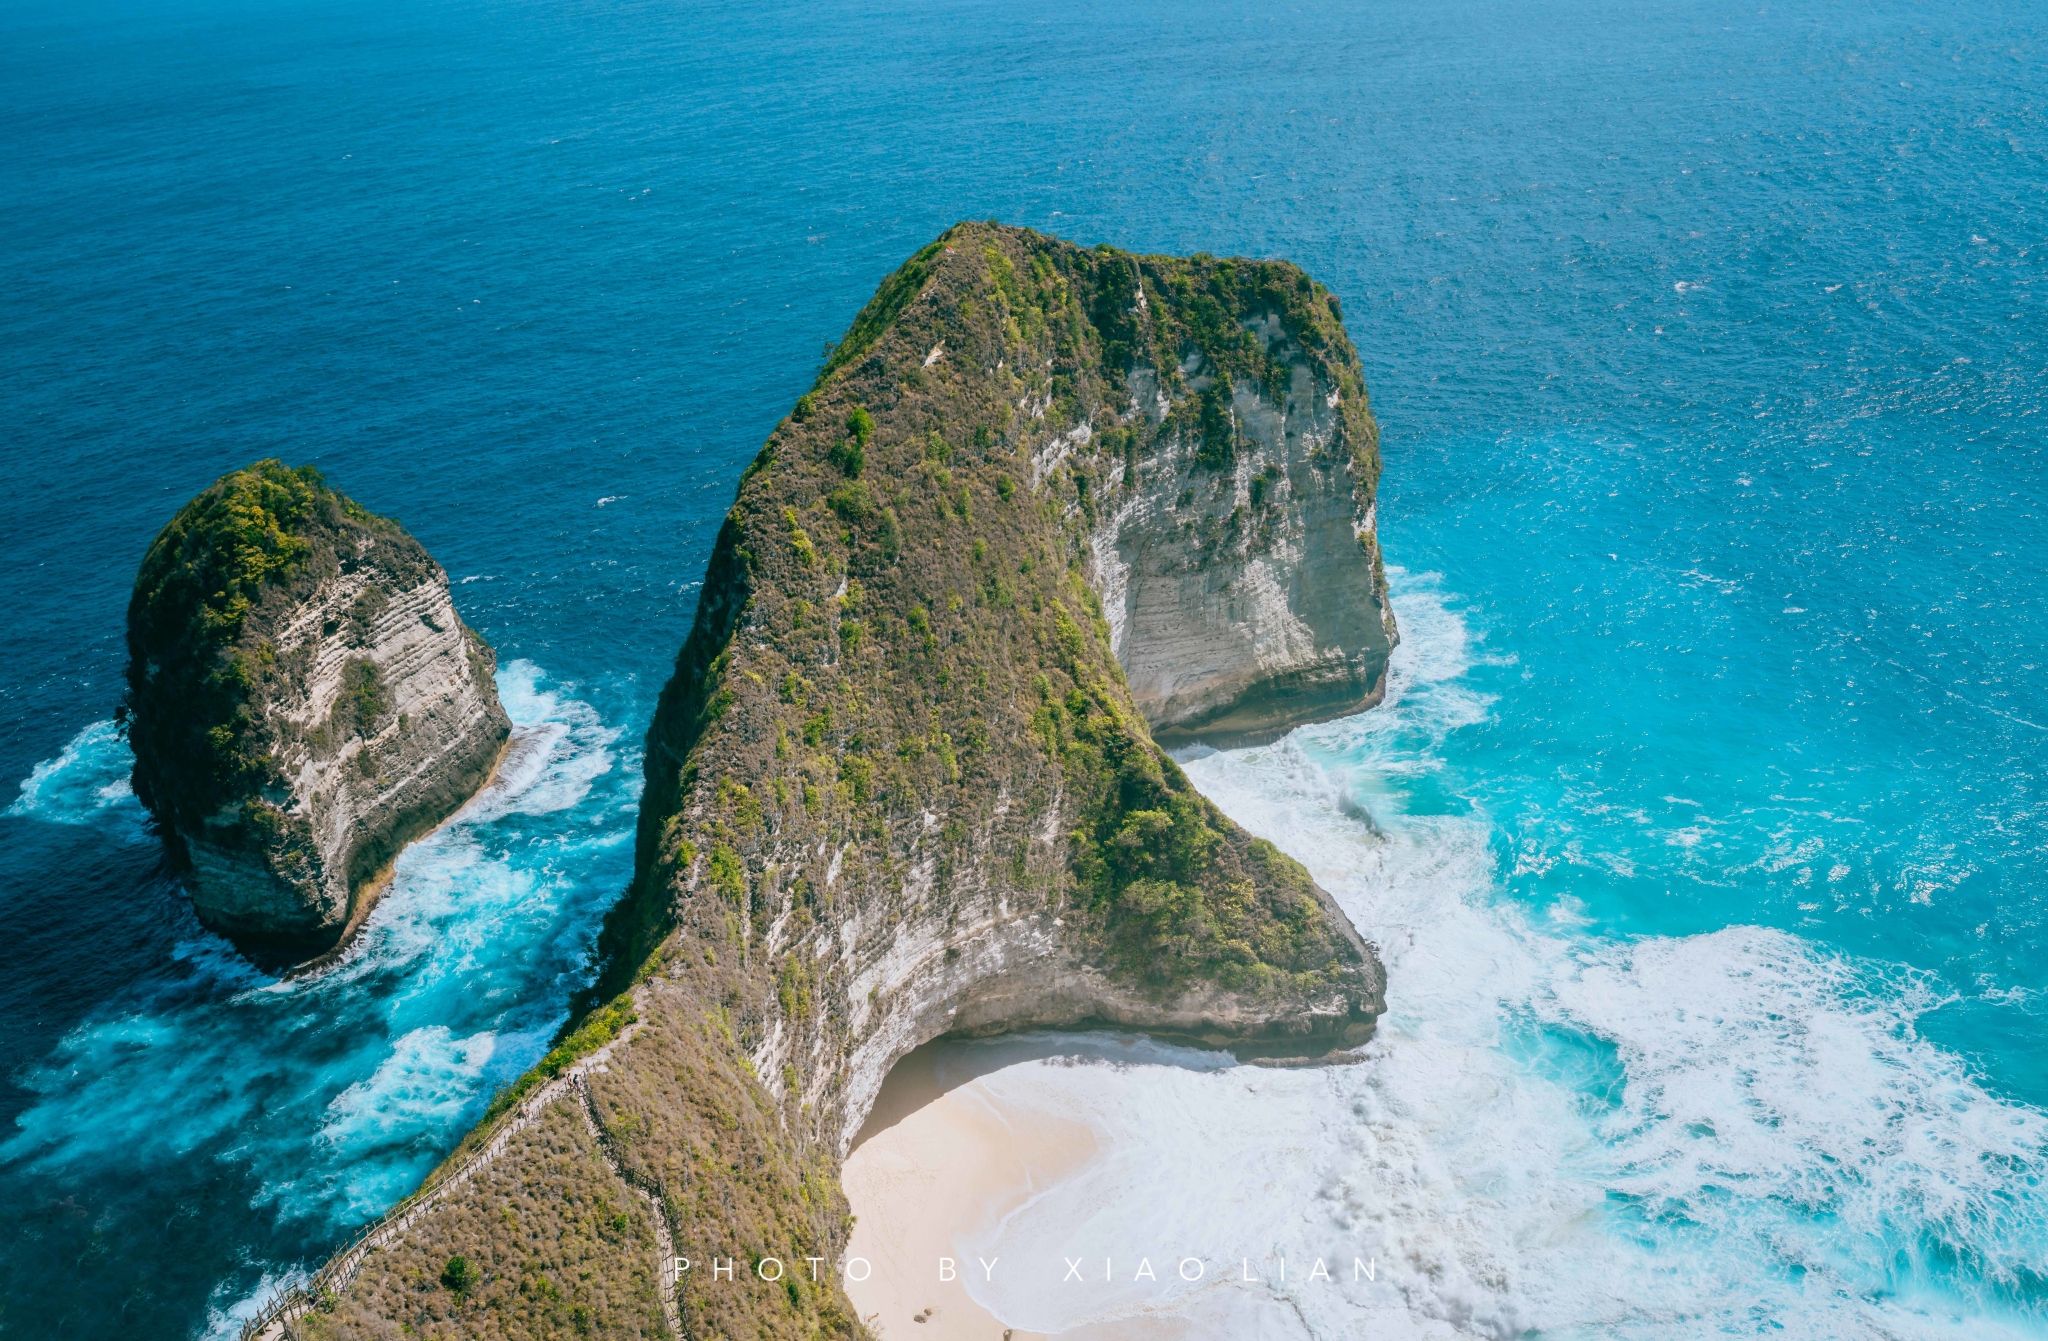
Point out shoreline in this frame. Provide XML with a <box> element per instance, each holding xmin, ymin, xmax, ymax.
<box><xmin>840</xmin><ymin>1032</ymin><xmax>1298</xmax><ymax>1340</ymax></box>
<box><xmin>274</xmin><ymin>725</ymin><xmax>528</xmax><ymax>980</ymax></box>
<box><xmin>843</xmin><ymin>1048</ymin><xmax>1082</xmax><ymax>1340</ymax></box>
<box><xmin>837</xmin><ymin>1034</ymin><xmax>1384</xmax><ymax>1341</ymax></box>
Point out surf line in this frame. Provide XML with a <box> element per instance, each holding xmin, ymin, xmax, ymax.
<box><xmin>677</xmin><ymin>1255</ymin><xmax>1380</xmax><ymax>1285</ymax></box>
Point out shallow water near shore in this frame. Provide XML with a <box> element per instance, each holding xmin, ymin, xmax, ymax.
<box><xmin>3</xmin><ymin>0</ymin><xmax>2045</xmax><ymax>1334</ymax></box>
<box><xmin>846</xmin><ymin>571</ymin><xmax>2048</xmax><ymax>1338</ymax></box>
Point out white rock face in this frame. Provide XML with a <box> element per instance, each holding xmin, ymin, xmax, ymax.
<box><xmin>827</xmin><ymin>867</ymin><xmax>1381</xmax><ymax>1153</ymax></box>
<box><xmin>1086</xmin><ymin>315</ymin><xmax>1397</xmax><ymax>744</ymax></box>
<box><xmin>181</xmin><ymin>555</ymin><xmax>509</xmax><ymax>960</ymax></box>
<box><xmin>726</xmin><ymin>780</ymin><xmax>1384</xmax><ymax>1154</ymax></box>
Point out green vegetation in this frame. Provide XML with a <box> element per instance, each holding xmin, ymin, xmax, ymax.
<box><xmin>783</xmin><ymin>507</ymin><xmax>817</xmax><ymax>568</ymax></box>
<box><xmin>1194</xmin><ymin>376</ymin><xmax>1237</xmax><ymax>470</ymax></box>
<box><xmin>826</xmin><ymin>405</ymin><xmax>872</xmax><ymax>477</ymax></box>
<box><xmin>123</xmin><ymin>460</ymin><xmax>436</xmax><ymax>838</ymax></box>
<box><xmin>1031</xmin><ymin>602</ymin><xmax>1344</xmax><ymax>989</ymax></box>
<box><xmin>440</xmin><ymin>1256</ymin><xmax>478</xmax><ymax>1295</ymax></box>
<box><xmin>123</xmin><ymin>461</ymin><xmax>327</xmax><ymax>824</ymax></box>
<box><xmin>334</xmin><ymin>658</ymin><xmax>390</xmax><ymax>737</ymax></box>
<box><xmin>327</xmin><ymin>223</ymin><xmax>1382</xmax><ymax>1341</ymax></box>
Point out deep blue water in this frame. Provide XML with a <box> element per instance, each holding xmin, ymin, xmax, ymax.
<box><xmin>1</xmin><ymin>0</ymin><xmax>2043</xmax><ymax>1335</ymax></box>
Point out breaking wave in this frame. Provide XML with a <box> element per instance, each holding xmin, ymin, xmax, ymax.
<box><xmin>0</xmin><ymin>660</ymin><xmax>639</xmax><ymax>1327</ymax></box>
<box><xmin>945</xmin><ymin>575</ymin><xmax>2048</xmax><ymax>1340</ymax></box>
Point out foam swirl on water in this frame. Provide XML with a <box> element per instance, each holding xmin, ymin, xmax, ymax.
<box><xmin>927</xmin><ymin>575</ymin><xmax>2048</xmax><ymax>1340</ymax></box>
<box><xmin>0</xmin><ymin>661</ymin><xmax>637</xmax><ymax>1338</ymax></box>
<box><xmin>3</xmin><ymin>719</ymin><xmax>139</xmax><ymax>828</ymax></box>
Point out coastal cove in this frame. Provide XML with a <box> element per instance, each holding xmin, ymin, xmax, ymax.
<box><xmin>836</xmin><ymin>565</ymin><xmax>2048</xmax><ymax>1339</ymax></box>
<box><xmin>4</xmin><ymin>0</ymin><xmax>2046</xmax><ymax>1337</ymax></box>
<box><xmin>272</xmin><ymin>220</ymin><xmax>1400</xmax><ymax>1338</ymax></box>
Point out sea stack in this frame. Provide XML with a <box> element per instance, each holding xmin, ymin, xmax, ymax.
<box><xmin>299</xmin><ymin>224</ymin><xmax>1396</xmax><ymax>1339</ymax></box>
<box><xmin>123</xmin><ymin>460</ymin><xmax>510</xmax><ymax>966</ymax></box>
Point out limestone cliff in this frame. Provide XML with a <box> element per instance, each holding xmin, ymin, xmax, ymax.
<box><xmin>292</xmin><ymin>225</ymin><xmax>1392</xmax><ymax>1341</ymax></box>
<box><xmin>125</xmin><ymin>461</ymin><xmax>510</xmax><ymax>965</ymax></box>
<box><xmin>1094</xmin><ymin>308</ymin><xmax>1397</xmax><ymax>744</ymax></box>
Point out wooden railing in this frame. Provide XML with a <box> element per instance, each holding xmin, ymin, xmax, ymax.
<box><xmin>567</xmin><ymin>1071</ymin><xmax>683</xmax><ymax>1335</ymax></box>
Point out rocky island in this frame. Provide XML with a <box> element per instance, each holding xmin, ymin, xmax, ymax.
<box><xmin>269</xmin><ymin>222</ymin><xmax>1396</xmax><ymax>1340</ymax></box>
<box><xmin>125</xmin><ymin>461</ymin><xmax>511</xmax><ymax>966</ymax></box>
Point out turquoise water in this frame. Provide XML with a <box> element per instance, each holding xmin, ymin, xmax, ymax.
<box><xmin>1</xmin><ymin>0</ymin><xmax>2043</xmax><ymax>1334</ymax></box>
<box><xmin>1169</xmin><ymin>570</ymin><xmax>2048</xmax><ymax>1337</ymax></box>
<box><xmin>0</xmin><ymin>668</ymin><xmax>637</xmax><ymax>1335</ymax></box>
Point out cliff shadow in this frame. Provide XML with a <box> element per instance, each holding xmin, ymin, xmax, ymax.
<box><xmin>850</xmin><ymin>1029</ymin><xmax>1243</xmax><ymax>1153</ymax></box>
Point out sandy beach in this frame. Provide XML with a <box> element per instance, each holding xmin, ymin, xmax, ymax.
<box><xmin>839</xmin><ymin>1035</ymin><xmax>1325</xmax><ymax>1341</ymax></box>
<box><xmin>842</xmin><ymin>1040</ymin><xmax>1093</xmax><ymax>1341</ymax></box>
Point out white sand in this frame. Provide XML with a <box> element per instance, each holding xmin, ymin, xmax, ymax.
<box><xmin>842</xmin><ymin>1067</ymin><xmax>1090</xmax><ymax>1340</ymax></box>
<box><xmin>839</xmin><ymin>1036</ymin><xmax>1316</xmax><ymax>1341</ymax></box>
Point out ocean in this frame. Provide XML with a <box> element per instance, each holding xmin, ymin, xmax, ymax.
<box><xmin>1</xmin><ymin>0</ymin><xmax>2042</xmax><ymax>1335</ymax></box>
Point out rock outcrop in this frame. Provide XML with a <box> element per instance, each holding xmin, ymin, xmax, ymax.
<box><xmin>124</xmin><ymin>461</ymin><xmax>510</xmax><ymax>965</ymax></box>
<box><xmin>1093</xmin><ymin>311</ymin><xmax>1397</xmax><ymax>744</ymax></box>
<box><xmin>299</xmin><ymin>224</ymin><xmax>1394</xmax><ymax>1341</ymax></box>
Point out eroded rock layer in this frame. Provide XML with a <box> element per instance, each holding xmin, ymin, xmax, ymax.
<box><xmin>125</xmin><ymin>461</ymin><xmax>510</xmax><ymax>964</ymax></box>
<box><xmin>1097</xmin><ymin>308</ymin><xmax>1398</xmax><ymax>744</ymax></box>
<box><xmin>310</xmin><ymin>224</ymin><xmax>1393</xmax><ymax>1339</ymax></box>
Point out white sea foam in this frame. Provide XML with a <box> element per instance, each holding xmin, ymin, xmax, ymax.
<box><xmin>283</xmin><ymin>659</ymin><xmax>622</xmax><ymax>987</ymax></box>
<box><xmin>1</xmin><ymin>660</ymin><xmax>635</xmax><ymax>1235</ymax></box>
<box><xmin>4</xmin><ymin>718</ymin><xmax>138</xmax><ymax>825</ymax></box>
<box><xmin>318</xmin><ymin>1025</ymin><xmax>498</xmax><ymax>1161</ymax></box>
<box><xmin>202</xmin><ymin>1267</ymin><xmax>305</xmax><ymax>1341</ymax></box>
<box><xmin>938</xmin><ymin>572</ymin><xmax>2048</xmax><ymax>1339</ymax></box>
<box><xmin>476</xmin><ymin>659</ymin><xmax>623</xmax><ymax>817</ymax></box>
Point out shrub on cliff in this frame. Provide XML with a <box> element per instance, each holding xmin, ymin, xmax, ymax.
<box><xmin>440</xmin><ymin>1255</ymin><xmax>477</xmax><ymax>1294</ymax></box>
<box><xmin>124</xmin><ymin>461</ymin><xmax>339</xmax><ymax>829</ymax></box>
<box><xmin>123</xmin><ymin>459</ymin><xmax>435</xmax><ymax>854</ymax></box>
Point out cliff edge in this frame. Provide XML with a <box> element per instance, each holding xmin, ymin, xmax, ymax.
<box><xmin>289</xmin><ymin>225</ymin><xmax>1393</xmax><ymax>1341</ymax></box>
<box><xmin>125</xmin><ymin>461</ymin><xmax>511</xmax><ymax>966</ymax></box>
<box><xmin>1095</xmin><ymin>288</ymin><xmax>1397</xmax><ymax>744</ymax></box>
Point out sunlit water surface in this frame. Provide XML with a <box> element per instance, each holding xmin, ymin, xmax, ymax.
<box><xmin>1</xmin><ymin>0</ymin><xmax>2042</xmax><ymax>1334</ymax></box>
